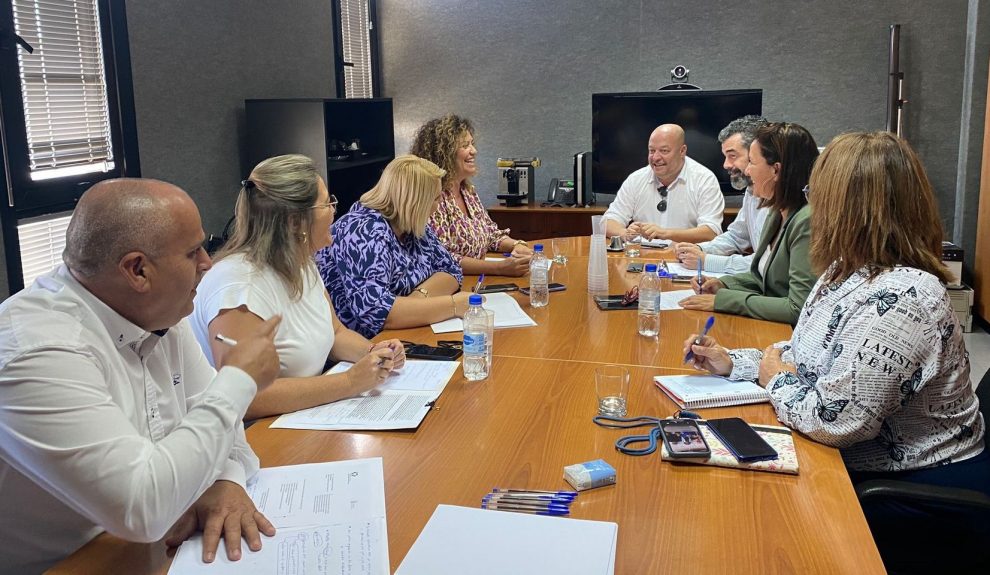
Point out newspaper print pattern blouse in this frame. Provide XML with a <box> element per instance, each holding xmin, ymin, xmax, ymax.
<box><xmin>728</xmin><ymin>266</ymin><xmax>984</xmax><ymax>472</ymax></box>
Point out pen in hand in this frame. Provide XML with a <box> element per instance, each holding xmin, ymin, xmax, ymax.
<box><xmin>473</xmin><ymin>274</ymin><xmax>486</xmax><ymax>293</ymax></box>
<box><xmin>684</xmin><ymin>316</ymin><xmax>715</xmax><ymax>363</ymax></box>
<box><xmin>214</xmin><ymin>333</ymin><xmax>238</xmax><ymax>347</ymax></box>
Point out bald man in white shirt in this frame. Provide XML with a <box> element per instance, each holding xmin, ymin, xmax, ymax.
<box><xmin>604</xmin><ymin>124</ymin><xmax>724</xmax><ymax>243</ymax></box>
<box><xmin>0</xmin><ymin>179</ymin><xmax>281</xmax><ymax>573</ymax></box>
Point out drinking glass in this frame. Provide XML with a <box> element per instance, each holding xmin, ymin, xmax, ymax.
<box><xmin>552</xmin><ymin>237</ymin><xmax>569</xmax><ymax>265</ymax></box>
<box><xmin>595</xmin><ymin>365</ymin><xmax>630</xmax><ymax>417</ymax></box>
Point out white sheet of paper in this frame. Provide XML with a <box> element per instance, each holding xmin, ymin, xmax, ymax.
<box><xmin>396</xmin><ymin>505</ymin><xmax>617</xmax><ymax>575</ymax></box>
<box><xmin>666</xmin><ymin>260</ymin><xmax>728</xmax><ymax>279</ymax></box>
<box><xmin>269</xmin><ymin>361</ymin><xmax>458</xmax><ymax>430</ymax></box>
<box><xmin>169</xmin><ymin>459</ymin><xmax>389</xmax><ymax>575</ymax></box>
<box><xmin>661</xmin><ymin>289</ymin><xmax>695</xmax><ymax>310</ymax></box>
<box><xmin>431</xmin><ymin>292</ymin><xmax>537</xmax><ymax>333</ymax></box>
<box><xmin>484</xmin><ymin>256</ymin><xmax>504</xmax><ymax>262</ymax></box>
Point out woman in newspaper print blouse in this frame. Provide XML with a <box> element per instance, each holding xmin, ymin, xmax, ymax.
<box><xmin>682</xmin><ymin>132</ymin><xmax>988</xmax><ymax>571</ymax></box>
<box><xmin>410</xmin><ymin>114</ymin><xmax>533</xmax><ymax>277</ymax></box>
<box><xmin>316</xmin><ymin>155</ymin><xmax>473</xmax><ymax>338</ymax></box>
<box><xmin>685</xmin><ymin>132</ymin><xmax>985</xmax><ymax>473</ymax></box>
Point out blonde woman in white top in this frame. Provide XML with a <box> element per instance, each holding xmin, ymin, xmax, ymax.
<box><xmin>191</xmin><ymin>154</ymin><xmax>404</xmax><ymax>420</ymax></box>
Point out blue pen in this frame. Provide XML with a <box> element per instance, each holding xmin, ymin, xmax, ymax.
<box><xmin>696</xmin><ymin>257</ymin><xmax>703</xmax><ymax>285</ymax></box>
<box><xmin>473</xmin><ymin>274</ymin><xmax>485</xmax><ymax>293</ymax></box>
<box><xmin>684</xmin><ymin>316</ymin><xmax>715</xmax><ymax>363</ymax></box>
<box><xmin>503</xmin><ymin>252</ymin><xmax>512</xmax><ymax>257</ymax></box>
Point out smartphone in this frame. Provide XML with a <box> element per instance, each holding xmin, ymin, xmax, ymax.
<box><xmin>706</xmin><ymin>418</ymin><xmax>778</xmax><ymax>462</ymax></box>
<box><xmin>627</xmin><ymin>263</ymin><xmax>644</xmax><ymax>273</ymax></box>
<box><xmin>659</xmin><ymin>419</ymin><xmax>710</xmax><ymax>458</ymax></box>
<box><xmin>593</xmin><ymin>295</ymin><xmax>637</xmax><ymax>311</ymax></box>
<box><xmin>404</xmin><ymin>344</ymin><xmax>463</xmax><ymax>361</ymax></box>
<box><xmin>476</xmin><ymin>283</ymin><xmax>519</xmax><ymax>294</ymax></box>
<box><xmin>519</xmin><ymin>283</ymin><xmax>566</xmax><ymax>296</ymax></box>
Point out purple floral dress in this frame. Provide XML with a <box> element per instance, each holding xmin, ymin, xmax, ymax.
<box><xmin>316</xmin><ymin>203</ymin><xmax>463</xmax><ymax>337</ymax></box>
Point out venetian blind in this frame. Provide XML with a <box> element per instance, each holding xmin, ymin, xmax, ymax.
<box><xmin>340</xmin><ymin>0</ymin><xmax>373</xmax><ymax>98</ymax></box>
<box><xmin>12</xmin><ymin>0</ymin><xmax>116</xmax><ymax>181</ymax></box>
<box><xmin>17</xmin><ymin>213</ymin><xmax>71</xmax><ymax>287</ymax></box>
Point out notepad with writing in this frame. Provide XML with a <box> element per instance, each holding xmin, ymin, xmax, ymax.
<box><xmin>654</xmin><ymin>374</ymin><xmax>769</xmax><ymax>409</ymax></box>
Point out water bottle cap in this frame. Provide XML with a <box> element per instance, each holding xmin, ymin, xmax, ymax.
<box><xmin>468</xmin><ymin>294</ymin><xmax>483</xmax><ymax>305</ymax></box>
<box><xmin>534</xmin><ymin>244</ymin><xmax>544</xmax><ymax>252</ymax></box>
<box><xmin>645</xmin><ymin>263</ymin><xmax>658</xmax><ymax>272</ymax></box>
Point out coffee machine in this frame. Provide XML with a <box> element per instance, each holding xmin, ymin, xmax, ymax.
<box><xmin>497</xmin><ymin>157</ymin><xmax>541</xmax><ymax>206</ymax></box>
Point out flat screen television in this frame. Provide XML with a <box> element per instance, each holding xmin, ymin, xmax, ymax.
<box><xmin>592</xmin><ymin>89</ymin><xmax>763</xmax><ymax>196</ymax></box>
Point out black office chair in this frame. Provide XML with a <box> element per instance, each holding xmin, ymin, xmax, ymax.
<box><xmin>855</xmin><ymin>367</ymin><xmax>990</xmax><ymax>574</ymax></box>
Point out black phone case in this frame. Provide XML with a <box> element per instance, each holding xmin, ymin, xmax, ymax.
<box><xmin>706</xmin><ymin>418</ymin><xmax>778</xmax><ymax>462</ymax></box>
<box><xmin>593</xmin><ymin>296</ymin><xmax>637</xmax><ymax>311</ymax></box>
<box><xmin>405</xmin><ymin>345</ymin><xmax>463</xmax><ymax>361</ymax></box>
<box><xmin>477</xmin><ymin>284</ymin><xmax>519</xmax><ymax>294</ymax></box>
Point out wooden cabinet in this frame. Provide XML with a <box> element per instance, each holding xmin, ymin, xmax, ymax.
<box><xmin>244</xmin><ymin>98</ymin><xmax>394</xmax><ymax>215</ymax></box>
<box><xmin>488</xmin><ymin>204</ymin><xmax>739</xmax><ymax>241</ymax></box>
<box><xmin>975</xmin><ymin>62</ymin><xmax>990</xmax><ymax>321</ymax></box>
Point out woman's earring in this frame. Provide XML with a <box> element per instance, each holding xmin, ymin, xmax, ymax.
<box><xmin>299</xmin><ymin>231</ymin><xmax>308</xmax><ymax>242</ymax></box>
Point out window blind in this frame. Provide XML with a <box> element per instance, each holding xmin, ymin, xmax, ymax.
<box><xmin>340</xmin><ymin>0</ymin><xmax>373</xmax><ymax>98</ymax></box>
<box><xmin>17</xmin><ymin>212</ymin><xmax>71</xmax><ymax>287</ymax></box>
<box><xmin>12</xmin><ymin>0</ymin><xmax>116</xmax><ymax>181</ymax></box>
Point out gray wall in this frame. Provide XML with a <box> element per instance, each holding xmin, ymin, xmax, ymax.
<box><xmin>380</xmin><ymin>0</ymin><xmax>989</xmax><ymax>271</ymax></box>
<box><xmin>124</xmin><ymin>0</ymin><xmax>337</xmax><ymax>236</ymax></box>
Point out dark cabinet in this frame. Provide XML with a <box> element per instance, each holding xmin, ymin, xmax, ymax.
<box><xmin>244</xmin><ymin>98</ymin><xmax>394</xmax><ymax>214</ymax></box>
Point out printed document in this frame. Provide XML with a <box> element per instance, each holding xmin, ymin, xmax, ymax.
<box><xmin>170</xmin><ymin>458</ymin><xmax>389</xmax><ymax>575</ymax></box>
<box><xmin>431</xmin><ymin>292</ymin><xmax>537</xmax><ymax>333</ymax></box>
<box><xmin>665</xmin><ymin>260</ymin><xmax>728</xmax><ymax>279</ymax></box>
<box><xmin>396</xmin><ymin>505</ymin><xmax>617</xmax><ymax>575</ymax></box>
<box><xmin>270</xmin><ymin>360</ymin><xmax>459</xmax><ymax>430</ymax></box>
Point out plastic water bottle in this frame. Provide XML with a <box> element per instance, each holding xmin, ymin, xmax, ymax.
<box><xmin>529</xmin><ymin>244</ymin><xmax>549</xmax><ymax>308</ymax></box>
<box><xmin>463</xmin><ymin>294</ymin><xmax>494</xmax><ymax>381</ymax></box>
<box><xmin>638</xmin><ymin>263</ymin><xmax>662</xmax><ymax>337</ymax></box>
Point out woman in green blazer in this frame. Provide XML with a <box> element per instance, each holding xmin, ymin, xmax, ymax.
<box><xmin>681</xmin><ymin>122</ymin><xmax>818</xmax><ymax>325</ymax></box>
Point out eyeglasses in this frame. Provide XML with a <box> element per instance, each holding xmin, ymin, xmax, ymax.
<box><xmin>801</xmin><ymin>185</ymin><xmax>810</xmax><ymax>199</ymax></box>
<box><xmin>656</xmin><ymin>186</ymin><xmax>668</xmax><ymax>213</ymax></box>
<box><xmin>310</xmin><ymin>194</ymin><xmax>338</xmax><ymax>211</ymax></box>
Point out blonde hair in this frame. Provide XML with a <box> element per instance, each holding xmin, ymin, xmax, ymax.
<box><xmin>409</xmin><ymin>114</ymin><xmax>473</xmax><ymax>191</ymax></box>
<box><xmin>215</xmin><ymin>154</ymin><xmax>321</xmax><ymax>299</ymax></box>
<box><xmin>360</xmin><ymin>155</ymin><xmax>445</xmax><ymax>237</ymax></box>
<box><xmin>809</xmin><ymin>131</ymin><xmax>949</xmax><ymax>284</ymax></box>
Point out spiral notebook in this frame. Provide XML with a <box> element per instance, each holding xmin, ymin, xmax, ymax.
<box><xmin>654</xmin><ymin>375</ymin><xmax>769</xmax><ymax>409</ymax></box>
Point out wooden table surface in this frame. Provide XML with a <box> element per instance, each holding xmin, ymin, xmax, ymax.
<box><xmin>47</xmin><ymin>237</ymin><xmax>885</xmax><ymax>575</ymax></box>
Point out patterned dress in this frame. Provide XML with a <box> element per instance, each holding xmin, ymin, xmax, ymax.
<box><xmin>315</xmin><ymin>203</ymin><xmax>463</xmax><ymax>338</ymax></box>
<box><xmin>728</xmin><ymin>266</ymin><xmax>984</xmax><ymax>472</ymax></box>
<box><xmin>429</xmin><ymin>184</ymin><xmax>510</xmax><ymax>263</ymax></box>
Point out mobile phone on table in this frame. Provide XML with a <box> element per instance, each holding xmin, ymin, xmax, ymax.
<box><xmin>593</xmin><ymin>295</ymin><xmax>637</xmax><ymax>311</ymax></box>
<box><xmin>706</xmin><ymin>417</ymin><xmax>778</xmax><ymax>462</ymax></box>
<box><xmin>627</xmin><ymin>263</ymin><xmax>644</xmax><ymax>273</ymax></box>
<box><xmin>404</xmin><ymin>344</ymin><xmax>463</xmax><ymax>361</ymax></box>
<box><xmin>476</xmin><ymin>283</ymin><xmax>519</xmax><ymax>294</ymax></box>
<box><xmin>519</xmin><ymin>283</ymin><xmax>566</xmax><ymax>296</ymax></box>
<box><xmin>658</xmin><ymin>419</ymin><xmax>711</xmax><ymax>458</ymax></box>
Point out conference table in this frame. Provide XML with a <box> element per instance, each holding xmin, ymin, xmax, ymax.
<box><xmin>48</xmin><ymin>237</ymin><xmax>886</xmax><ymax>574</ymax></box>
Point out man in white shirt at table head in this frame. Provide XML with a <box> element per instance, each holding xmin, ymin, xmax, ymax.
<box><xmin>675</xmin><ymin>115</ymin><xmax>771</xmax><ymax>274</ymax></box>
<box><xmin>0</xmin><ymin>178</ymin><xmax>282</xmax><ymax>574</ymax></box>
<box><xmin>603</xmin><ymin>123</ymin><xmax>724</xmax><ymax>243</ymax></box>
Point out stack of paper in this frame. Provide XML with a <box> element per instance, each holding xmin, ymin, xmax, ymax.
<box><xmin>170</xmin><ymin>458</ymin><xmax>390</xmax><ymax>574</ymax></box>
<box><xmin>396</xmin><ymin>505</ymin><xmax>617</xmax><ymax>575</ymax></box>
<box><xmin>661</xmin><ymin>289</ymin><xmax>695</xmax><ymax>310</ymax></box>
<box><xmin>431</xmin><ymin>292</ymin><xmax>537</xmax><ymax>333</ymax></box>
<box><xmin>271</xmin><ymin>360</ymin><xmax>459</xmax><ymax>430</ymax></box>
<box><xmin>666</xmin><ymin>260</ymin><xmax>728</xmax><ymax>279</ymax></box>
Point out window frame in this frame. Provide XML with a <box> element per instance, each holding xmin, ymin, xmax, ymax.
<box><xmin>331</xmin><ymin>0</ymin><xmax>381</xmax><ymax>98</ymax></box>
<box><xmin>0</xmin><ymin>0</ymin><xmax>139</xmax><ymax>293</ymax></box>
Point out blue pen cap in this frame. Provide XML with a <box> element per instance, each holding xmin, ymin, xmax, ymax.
<box><xmin>534</xmin><ymin>244</ymin><xmax>544</xmax><ymax>252</ymax></box>
<box><xmin>468</xmin><ymin>294</ymin><xmax>483</xmax><ymax>306</ymax></box>
<box><xmin>645</xmin><ymin>263</ymin><xmax>658</xmax><ymax>273</ymax></box>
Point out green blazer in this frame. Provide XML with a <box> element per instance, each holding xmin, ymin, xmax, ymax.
<box><xmin>713</xmin><ymin>204</ymin><xmax>815</xmax><ymax>325</ymax></box>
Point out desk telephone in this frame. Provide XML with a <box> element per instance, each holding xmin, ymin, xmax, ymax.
<box><xmin>546</xmin><ymin>178</ymin><xmax>577</xmax><ymax>206</ymax></box>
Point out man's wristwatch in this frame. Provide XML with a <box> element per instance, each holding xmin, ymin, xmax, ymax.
<box><xmin>415</xmin><ymin>287</ymin><xmax>429</xmax><ymax>297</ymax></box>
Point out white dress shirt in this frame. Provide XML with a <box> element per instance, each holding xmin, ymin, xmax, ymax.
<box><xmin>603</xmin><ymin>156</ymin><xmax>724</xmax><ymax>235</ymax></box>
<box><xmin>698</xmin><ymin>187</ymin><xmax>770</xmax><ymax>274</ymax></box>
<box><xmin>0</xmin><ymin>266</ymin><xmax>259</xmax><ymax>574</ymax></box>
<box><xmin>191</xmin><ymin>254</ymin><xmax>335</xmax><ymax>376</ymax></box>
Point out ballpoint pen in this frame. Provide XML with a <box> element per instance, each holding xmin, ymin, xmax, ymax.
<box><xmin>684</xmin><ymin>316</ymin><xmax>715</xmax><ymax>363</ymax></box>
<box><xmin>696</xmin><ymin>257</ymin><xmax>703</xmax><ymax>286</ymax></box>
<box><xmin>214</xmin><ymin>333</ymin><xmax>238</xmax><ymax>346</ymax></box>
<box><xmin>473</xmin><ymin>274</ymin><xmax>486</xmax><ymax>293</ymax></box>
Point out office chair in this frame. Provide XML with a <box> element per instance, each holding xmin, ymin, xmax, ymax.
<box><xmin>855</xmin><ymin>366</ymin><xmax>990</xmax><ymax>574</ymax></box>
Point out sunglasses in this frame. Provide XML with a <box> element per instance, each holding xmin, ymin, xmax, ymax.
<box><xmin>656</xmin><ymin>186</ymin><xmax>668</xmax><ymax>213</ymax></box>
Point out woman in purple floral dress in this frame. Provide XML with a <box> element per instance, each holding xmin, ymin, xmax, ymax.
<box><xmin>316</xmin><ymin>155</ymin><xmax>473</xmax><ymax>338</ymax></box>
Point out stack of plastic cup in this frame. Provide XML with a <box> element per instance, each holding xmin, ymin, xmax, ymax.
<box><xmin>588</xmin><ymin>216</ymin><xmax>609</xmax><ymax>295</ymax></box>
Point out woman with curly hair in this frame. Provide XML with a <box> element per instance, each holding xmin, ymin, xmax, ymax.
<box><xmin>410</xmin><ymin>114</ymin><xmax>533</xmax><ymax>277</ymax></box>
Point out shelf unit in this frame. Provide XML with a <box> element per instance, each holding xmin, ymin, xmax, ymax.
<box><xmin>244</xmin><ymin>98</ymin><xmax>394</xmax><ymax>215</ymax></box>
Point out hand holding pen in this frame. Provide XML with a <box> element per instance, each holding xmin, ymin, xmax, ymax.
<box><xmin>473</xmin><ymin>274</ymin><xmax>486</xmax><ymax>293</ymax></box>
<box><xmin>213</xmin><ymin>315</ymin><xmax>282</xmax><ymax>391</ymax></box>
<box><xmin>681</xmin><ymin>324</ymin><xmax>733</xmax><ymax>376</ymax></box>
<box><xmin>684</xmin><ymin>316</ymin><xmax>715</xmax><ymax>363</ymax></box>
<box><xmin>369</xmin><ymin>339</ymin><xmax>406</xmax><ymax>371</ymax></box>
